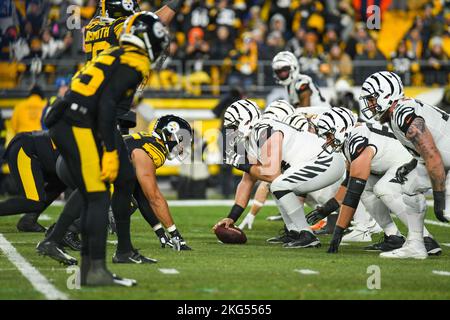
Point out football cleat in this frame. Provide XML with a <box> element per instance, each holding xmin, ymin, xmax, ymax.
<box><xmin>112</xmin><ymin>248</ymin><xmax>158</xmax><ymax>264</ymax></box>
<box><xmin>159</xmin><ymin>233</ymin><xmax>174</xmax><ymax>248</ymax></box>
<box><xmin>17</xmin><ymin>214</ymin><xmax>46</xmax><ymax>233</ymax></box>
<box><xmin>424</xmin><ymin>236</ymin><xmax>442</xmax><ymax>256</ymax></box>
<box><xmin>380</xmin><ymin>241</ymin><xmax>427</xmax><ymax>259</ymax></box>
<box><xmin>364</xmin><ymin>234</ymin><xmax>405</xmax><ymax>252</ymax></box>
<box><xmin>283</xmin><ymin>230</ymin><xmax>321</xmax><ymax>248</ymax></box>
<box><xmin>341</xmin><ymin>228</ymin><xmax>372</xmax><ymax>242</ymax></box>
<box><xmin>84</xmin><ymin>259</ymin><xmax>137</xmax><ymax>287</ymax></box>
<box><xmin>62</xmin><ymin>231</ymin><xmax>81</xmax><ymax>251</ymax></box>
<box><xmin>36</xmin><ymin>240</ymin><xmax>78</xmax><ymax>266</ymax></box>
<box><xmin>266</xmin><ymin>227</ymin><xmax>296</xmax><ymax>244</ymax></box>
<box><xmin>171</xmin><ymin>236</ymin><xmax>192</xmax><ymax>251</ymax></box>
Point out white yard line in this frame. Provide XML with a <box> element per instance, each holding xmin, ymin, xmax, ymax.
<box><xmin>159</xmin><ymin>268</ymin><xmax>179</xmax><ymax>274</ymax></box>
<box><xmin>294</xmin><ymin>269</ymin><xmax>320</xmax><ymax>275</ymax></box>
<box><xmin>0</xmin><ymin>234</ymin><xmax>68</xmax><ymax>300</ymax></box>
<box><xmin>432</xmin><ymin>270</ymin><xmax>450</xmax><ymax>276</ymax></box>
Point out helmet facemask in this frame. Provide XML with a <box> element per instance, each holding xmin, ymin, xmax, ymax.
<box><xmin>318</xmin><ymin>127</ymin><xmax>342</xmax><ymax>154</ymax></box>
<box><xmin>360</xmin><ymin>92</ymin><xmax>387</xmax><ymax>121</ymax></box>
<box><xmin>160</xmin><ymin>122</ymin><xmax>192</xmax><ymax>161</ymax></box>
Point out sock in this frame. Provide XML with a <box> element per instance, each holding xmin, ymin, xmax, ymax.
<box><xmin>278</xmin><ymin>193</ymin><xmax>310</xmax><ymax>231</ymax></box>
<box><xmin>47</xmin><ymin>190</ymin><xmax>83</xmax><ymax>244</ymax></box>
<box><xmin>403</xmin><ymin>194</ymin><xmax>426</xmax><ymax>242</ymax></box>
<box><xmin>116</xmin><ymin>220</ymin><xmax>132</xmax><ymax>253</ymax></box>
<box><xmin>274</xmin><ymin>198</ymin><xmax>295</xmax><ymax>230</ymax></box>
<box><xmin>168</xmin><ymin>225</ymin><xmax>182</xmax><ymax>238</ymax></box>
<box><xmin>362</xmin><ymin>192</ymin><xmax>399</xmax><ymax>235</ymax></box>
<box><xmin>153</xmin><ymin>223</ymin><xmax>166</xmax><ymax>238</ymax></box>
<box><xmin>85</xmin><ymin>192</ymin><xmax>110</xmax><ymax>260</ymax></box>
<box><xmin>353</xmin><ymin>202</ymin><xmax>372</xmax><ymax>226</ymax></box>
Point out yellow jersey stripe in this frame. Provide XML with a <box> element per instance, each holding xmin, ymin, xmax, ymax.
<box><xmin>72</xmin><ymin>127</ymin><xmax>106</xmax><ymax>192</ymax></box>
<box><xmin>17</xmin><ymin>147</ymin><xmax>40</xmax><ymax>201</ymax></box>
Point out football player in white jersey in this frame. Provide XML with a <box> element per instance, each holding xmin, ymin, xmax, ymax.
<box><xmin>359</xmin><ymin>71</ymin><xmax>449</xmax><ymax>258</ymax></box>
<box><xmin>309</xmin><ymin>108</ymin><xmax>441</xmax><ymax>257</ymax></box>
<box><xmin>272</xmin><ymin>51</ymin><xmax>330</xmax><ymax>108</ymax></box>
<box><xmin>213</xmin><ymin>99</ymin><xmax>345</xmax><ymax>248</ymax></box>
<box><xmin>238</xmin><ymin>99</ymin><xmax>295</xmax><ymax>230</ymax></box>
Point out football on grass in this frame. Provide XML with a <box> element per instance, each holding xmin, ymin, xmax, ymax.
<box><xmin>215</xmin><ymin>225</ymin><xmax>247</xmax><ymax>244</ymax></box>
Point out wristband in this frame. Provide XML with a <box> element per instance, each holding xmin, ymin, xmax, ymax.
<box><xmin>227</xmin><ymin>204</ymin><xmax>245</xmax><ymax>222</ymax></box>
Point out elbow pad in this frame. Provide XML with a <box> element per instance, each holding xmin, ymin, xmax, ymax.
<box><xmin>342</xmin><ymin>177</ymin><xmax>366</xmax><ymax>209</ymax></box>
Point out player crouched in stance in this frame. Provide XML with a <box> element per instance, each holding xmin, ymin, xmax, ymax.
<box><xmin>213</xmin><ymin>99</ymin><xmax>345</xmax><ymax>248</ymax></box>
<box><xmin>308</xmin><ymin>107</ymin><xmax>441</xmax><ymax>258</ymax></box>
<box><xmin>357</xmin><ymin>71</ymin><xmax>449</xmax><ymax>258</ymax></box>
<box><xmin>122</xmin><ymin>115</ymin><xmax>193</xmax><ymax>252</ymax></box>
<box><xmin>44</xmin><ymin>12</ymin><xmax>169</xmax><ymax>286</ymax></box>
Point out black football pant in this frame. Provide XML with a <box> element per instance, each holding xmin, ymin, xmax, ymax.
<box><xmin>49</xmin><ymin>119</ymin><xmax>109</xmax><ymax>260</ymax></box>
<box><xmin>0</xmin><ymin>135</ymin><xmax>65</xmax><ymax>217</ymax></box>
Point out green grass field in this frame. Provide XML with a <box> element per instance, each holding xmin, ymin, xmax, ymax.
<box><xmin>0</xmin><ymin>204</ymin><xmax>449</xmax><ymax>300</ymax></box>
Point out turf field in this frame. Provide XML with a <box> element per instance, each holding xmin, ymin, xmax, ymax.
<box><xmin>0</xmin><ymin>204</ymin><xmax>449</xmax><ymax>300</ymax></box>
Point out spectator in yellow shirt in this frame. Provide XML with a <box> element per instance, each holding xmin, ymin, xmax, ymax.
<box><xmin>10</xmin><ymin>85</ymin><xmax>46</xmax><ymax>136</ymax></box>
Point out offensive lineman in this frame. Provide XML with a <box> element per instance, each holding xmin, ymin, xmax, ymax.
<box><xmin>358</xmin><ymin>71</ymin><xmax>449</xmax><ymax>258</ymax></box>
<box><xmin>308</xmin><ymin>109</ymin><xmax>441</xmax><ymax>257</ymax></box>
<box><xmin>213</xmin><ymin>100</ymin><xmax>345</xmax><ymax>248</ymax></box>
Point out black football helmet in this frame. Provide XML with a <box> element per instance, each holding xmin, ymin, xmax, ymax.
<box><xmin>99</xmin><ymin>0</ymin><xmax>139</xmax><ymax>22</ymax></box>
<box><xmin>120</xmin><ymin>11</ymin><xmax>170</xmax><ymax>67</ymax></box>
<box><xmin>153</xmin><ymin>115</ymin><xmax>193</xmax><ymax>160</ymax></box>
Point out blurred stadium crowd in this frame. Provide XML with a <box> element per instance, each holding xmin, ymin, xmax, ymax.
<box><xmin>1</xmin><ymin>0</ymin><xmax>449</xmax><ymax>95</ymax></box>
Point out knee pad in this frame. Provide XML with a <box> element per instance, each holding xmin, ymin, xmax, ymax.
<box><xmin>402</xmin><ymin>193</ymin><xmax>427</xmax><ymax>214</ymax></box>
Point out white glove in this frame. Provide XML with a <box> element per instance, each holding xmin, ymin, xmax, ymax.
<box><xmin>238</xmin><ymin>212</ymin><xmax>255</xmax><ymax>230</ymax></box>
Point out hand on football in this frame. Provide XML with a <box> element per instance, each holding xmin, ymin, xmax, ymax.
<box><xmin>238</xmin><ymin>212</ymin><xmax>255</xmax><ymax>230</ymax></box>
<box><xmin>213</xmin><ymin>218</ymin><xmax>234</xmax><ymax>230</ymax></box>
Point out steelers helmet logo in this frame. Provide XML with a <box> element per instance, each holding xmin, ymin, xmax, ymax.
<box><xmin>122</xmin><ymin>0</ymin><xmax>134</xmax><ymax>11</ymax></box>
<box><xmin>167</xmin><ymin>121</ymin><xmax>180</xmax><ymax>133</ymax></box>
<box><xmin>153</xmin><ymin>21</ymin><xmax>166</xmax><ymax>38</ymax></box>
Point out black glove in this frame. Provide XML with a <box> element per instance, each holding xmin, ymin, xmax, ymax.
<box><xmin>327</xmin><ymin>226</ymin><xmax>345</xmax><ymax>253</ymax></box>
<box><xmin>306</xmin><ymin>198</ymin><xmax>340</xmax><ymax>225</ymax></box>
<box><xmin>433</xmin><ymin>191</ymin><xmax>449</xmax><ymax>223</ymax></box>
<box><xmin>391</xmin><ymin>159</ymin><xmax>418</xmax><ymax>184</ymax></box>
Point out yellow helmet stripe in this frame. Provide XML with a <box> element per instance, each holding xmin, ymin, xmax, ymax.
<box><xmin>125</xmin><ymin>11</ymin><xmax>143</xmax><ymax>34</ymax></box>
<box><xmin>101</xmin><ymin>0</ymin><xmax>106</xmax><ymax>17</ymax></box>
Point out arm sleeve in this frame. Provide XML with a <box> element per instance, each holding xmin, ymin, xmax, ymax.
<box><xmin>98</xmin><ymin>65</ymin><xmax>142</xmax><ymax>151</ymax></box>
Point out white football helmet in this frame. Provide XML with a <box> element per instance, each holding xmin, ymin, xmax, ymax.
<box><xmin>283</xmin><ymin>113</ymin><xmax>309</xmax><ymax>132</ymax></box>
<box><xmin>272</xmin><ymin>51</ymin><xmax>300</xmax><ymax>86</ymax></box>
<box><xmin>316</xmin><ymin>107</ymin><xmax>357</xmax><ymax>154</ymax></box>
<box><xmin>360</xmin><ymin>71</ymin><xmax>404</xmax><ymax>120</ymax></box>
<box><xmin>223</xmin><ymin>99</ymin><xmax>261</xmax><ymax>147</ymax></box>
<box><xmin>262</xmin><ymin>100</ymin><xmax>295</xmax><ymax>121</ymax></box>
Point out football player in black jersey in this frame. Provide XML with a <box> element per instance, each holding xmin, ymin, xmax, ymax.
<box><xmin>45</xmin><ymin>12</ymin><xmax>169</xmax><ymax>287</ymax></box>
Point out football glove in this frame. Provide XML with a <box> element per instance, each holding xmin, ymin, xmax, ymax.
<box><xmin>101</xmin><ymin>150</ymin><xmax>119</xmax><ymax>183</ymax></box>
<box><xmin>224</xmin><ymin>149</ymin><xmax>244</xmax><ymax>167</ymax></box>
<box><xmin>238</xmin><ymin>212</ymin><xmax>255</xmax><ymax>230</ymax></box>
<box><xmin>327</xmin><ymin>226</ymin><xmax>345</xmax><ymax>253</ymax></box>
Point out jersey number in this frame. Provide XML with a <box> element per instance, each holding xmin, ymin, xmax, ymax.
<box><xmin>71</xmin><ymin>55</ymin><xmax>115</xmax><ymax>96</ymax></box>
<box><xmin>85</xmin><ymin>41</ymin><xmax>109</xmax><ymax>59</ymax></box>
